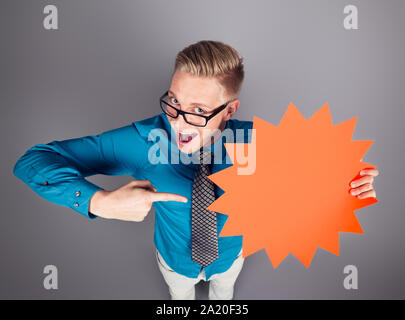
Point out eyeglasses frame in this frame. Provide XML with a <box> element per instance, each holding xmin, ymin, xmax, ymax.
<box><xmin>159</xmin><ymin>90</ymin><xmax>235</xmax><ymax>127</ymax></box>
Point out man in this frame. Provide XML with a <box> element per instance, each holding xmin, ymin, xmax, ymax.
<box><xmin>13</xmin><ymin>40</ymin><xmax>379</xmax><ymax>300</ymax></box>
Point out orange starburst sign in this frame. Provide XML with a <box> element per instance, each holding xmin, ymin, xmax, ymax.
<box><xmin>207</xmin><ymin>102</ymin><xmax>378</xmax><ymax>268</ymax></box>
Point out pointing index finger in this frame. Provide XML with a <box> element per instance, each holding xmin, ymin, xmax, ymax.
<box><xmin>150</xmin><ymin>192</ymin><xmax>188</xmax><ymax>203</ymax></box>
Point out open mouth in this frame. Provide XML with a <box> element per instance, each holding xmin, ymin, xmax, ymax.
<box><xmin>178</xmin><ymin>132</ymin><xmax>198</xmax><ymax>146</ymax></box>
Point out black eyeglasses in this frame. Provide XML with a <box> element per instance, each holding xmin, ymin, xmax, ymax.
<box><xmin>159</xmin><ymin>90</ymin><xmax>234</xmax><ymax>127</ymax></box>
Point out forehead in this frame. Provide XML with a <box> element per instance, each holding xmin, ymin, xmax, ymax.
<box><xmin>169</xmin><ymin>71</ymin><xmax>226</xmax><ymax>106</ymax></box>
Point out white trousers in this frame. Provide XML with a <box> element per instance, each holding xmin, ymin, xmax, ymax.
<box><xmin>156</xmin><ymin>248</ymin><xmax>245</xmax><ymax>300</ymax></box>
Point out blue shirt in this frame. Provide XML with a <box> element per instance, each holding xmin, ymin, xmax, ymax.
<box><xmin>13</xmin><ymin>112</ymin><xmax>253</xmax><ymax>280</ymax></box>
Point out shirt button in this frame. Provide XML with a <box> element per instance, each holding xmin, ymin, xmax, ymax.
<box><xmin>74</xmin><ymin>202</ymin><xmax>79</xmax><ymax>208</ymax></box>
<box><xmin>75</xmin><ymin>191</ymin><xmax>81</xmax><ymax>197</ymax></box>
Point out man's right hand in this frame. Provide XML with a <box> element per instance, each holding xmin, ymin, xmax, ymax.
<box><xmin>88</xmin><ymin>180</ymin><xmax>188</xmax><ymax>221</ymax></box>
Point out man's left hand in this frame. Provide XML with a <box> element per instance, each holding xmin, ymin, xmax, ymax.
<box><xmin>350</xmin><ymin>168</ymin><xmax>379</xmax><ymax>199</ymax></box>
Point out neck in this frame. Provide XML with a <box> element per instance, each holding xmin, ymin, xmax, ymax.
<box><xmin>207</xmin><ymin>120</ymin><xmax>227</xmax><ymax>147</ymax></box>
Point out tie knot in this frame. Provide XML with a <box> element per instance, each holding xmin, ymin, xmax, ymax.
<box><xmin>199</xmin><ymin>149</ymin><xmax>213</xmax><ymax>165</ymax></box>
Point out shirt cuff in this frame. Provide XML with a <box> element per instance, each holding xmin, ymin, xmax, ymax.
<box><xmin>66</xmin><ymin>179</ymin><xmax>104</xmax><ymax>219</ymax></box>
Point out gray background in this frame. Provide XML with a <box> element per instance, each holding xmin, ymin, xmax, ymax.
<box><xmin>1</xmin><ymin>0</ymin><xmax>404</xmax><ymax>299</ymax></box>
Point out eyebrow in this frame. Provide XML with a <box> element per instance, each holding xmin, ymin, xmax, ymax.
<box><xmin>168</xmin><ymin>90</ymin><xmax>210</xmax><ymax>110</ymax></box>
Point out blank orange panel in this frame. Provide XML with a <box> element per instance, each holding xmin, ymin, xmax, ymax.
<box><xmin>207</xmin><ymin>103</ymin><xmax>378</xmax><ymax>268</ymax></box>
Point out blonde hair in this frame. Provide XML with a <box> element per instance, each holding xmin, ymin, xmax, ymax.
<box><xmin>173</xmin><ymin>40</ymin><xmax>245</xmax><ymax>99</ymax></box>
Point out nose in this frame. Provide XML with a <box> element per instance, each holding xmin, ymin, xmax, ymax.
<box><xmin>171</xmin><ymin>113</ymin><xmax>189</xmax><ymax>131</ymax></box>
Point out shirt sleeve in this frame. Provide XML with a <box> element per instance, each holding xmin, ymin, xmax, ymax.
<box><xmin>13</xmin><ymin>123</ymin><xmax>147</xmax><ymax>219</ymax></box>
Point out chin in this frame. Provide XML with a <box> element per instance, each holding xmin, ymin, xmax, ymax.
<box><xmin>178</xmin><ymin>142</ymin><xmax>200</xmax><ymax>154</ymax></box>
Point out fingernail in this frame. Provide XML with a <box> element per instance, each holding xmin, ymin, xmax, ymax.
<box><xmin>351</xmin><ymin>190</ymin><xmax>357</xmax><ymax>196</ymax></box>
<box><xmin>351</xmin><ymin>182</ymin><xmax>356</xmax><ymax>188</ymax></box>
<box><xmin>360</xmin><ymin>171</ymin><xmax>365</xmax><ymax>175</ymax></box>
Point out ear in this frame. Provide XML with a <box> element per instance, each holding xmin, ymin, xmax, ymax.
<box><xmin>224</xmin><ymin>100</ymin><xmax>240</xmax><ymax>121</ymax></box>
